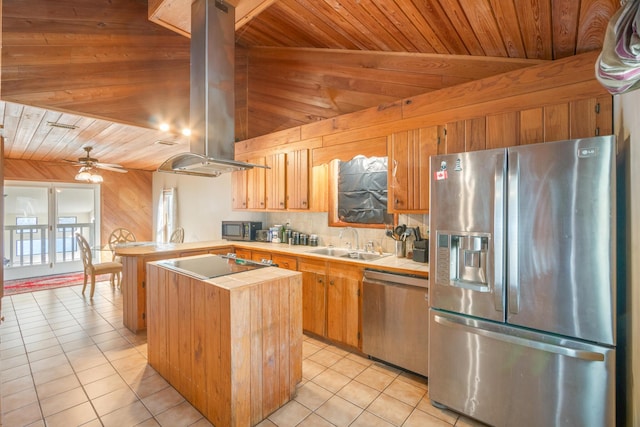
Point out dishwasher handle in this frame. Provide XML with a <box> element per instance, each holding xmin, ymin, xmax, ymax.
<box><xmin>363</xmin><ymin>269</ymin><xmax>428</xmax><ymax>289</ymax></box>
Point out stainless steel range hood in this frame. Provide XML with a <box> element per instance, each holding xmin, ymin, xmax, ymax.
<box><xmin>158</xmin><ymin>0</ymin><xmax>264</xmax><ymax>177</ymax></box>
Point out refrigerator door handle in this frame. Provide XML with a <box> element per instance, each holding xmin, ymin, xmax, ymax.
<box><xmin>507</xmin><ymin>151</ymin><xmax>520</xmax><ymax>314</ymax></box>
<box><xmin>434</xmin><ymin>314</ymin><xmax>605</xmax><ymax>362</ymax></box>
<box><xmin>493</xmin><ymin>153</ymin><xmax>505</xmax><ymax>312</ymax></box>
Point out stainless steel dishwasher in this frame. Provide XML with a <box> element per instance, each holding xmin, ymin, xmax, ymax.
<box><xmin>362</xmin><ymin>269</ymin><xmax>429</xmax><ymax>377</ymax></box>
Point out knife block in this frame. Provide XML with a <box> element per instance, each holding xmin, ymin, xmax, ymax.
<box><xmin>413</xmin><ymin>239</ymin><xmax>428</xmax><ymax>263</ymax></box>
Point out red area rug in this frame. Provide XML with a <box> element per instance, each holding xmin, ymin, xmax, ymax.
<box><xmin>3</xmin><ymin>272</ymin><xmax>87</xmax><ymax>296</ymax></box>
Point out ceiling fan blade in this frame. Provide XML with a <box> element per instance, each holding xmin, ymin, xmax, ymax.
<box><xmin>62</xmin><ymin>159</ymin><xmax>84</xmax><ymax>166</ymax></box>
<box><xmin>95</xmin><ymin>164</ymin><xmax>128</xmax><ymax>173</ymax></box>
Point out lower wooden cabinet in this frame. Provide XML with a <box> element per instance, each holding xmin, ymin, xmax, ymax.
<box><xmin>231</xmin><ymin>250</ymin><xmax>363</xmax><ymax>349</ymax></box>
<box><xmin>234</xmin><ymin>247</ymin><xmax>252</xmax><ymax>259</ymax></box>
<box><xmin>298</xmin><ymin>258</ymin><xmax>362</xmax><ymax>349</ymax></box>
<box><xmin>299</xmin><ymin>258</ymin><xmax>327</xmax><ymax>338</ymax></box>
<box><xmin>326</xmin><ymin>263</ymin><xmax>361</xmax><ymax>348</ymax></box>
<box><xmin>272</xmin><ymin>253</ymin><xmax>297</xmax><ymax>270</ymax></box>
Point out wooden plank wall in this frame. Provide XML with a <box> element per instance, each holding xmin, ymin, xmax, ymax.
<box><xmin>240</xmin><ymin>47</ymin><xmax>544</xmax><ymax>139</ymax></box>
<box><xmin>234</xmin><ymin>50</ymin><xmax>610</xmax><ymax>163</ymax></box>
<box><xmin>3</xmin><ymin>159</ymin><xmax>153</xmax><ymax>243</ymax></box>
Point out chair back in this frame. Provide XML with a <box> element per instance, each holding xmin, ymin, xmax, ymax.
<box><xmin>169</xmin><ymin>227</ymin><xmax>184</xmax><ymax>243</ymax></box>
<box><xmin>108</xmin><ymin>228</ymin><xmax>136</xmax><ymax>251</ymax></box>
<box><xmin>75</xmin><ymin>232</ymin><xmax>93</xmax><ymax>269</ymax></box>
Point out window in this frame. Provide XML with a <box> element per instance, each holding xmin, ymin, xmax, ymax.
<box><xmin>58</xmin><ymin>216</ymin><xmax>77</xmax><ymax>224</ymax></box>
<box><xmin>16</xmin><ymin>216</ymin><xmax>38</xmax><ymax>233</ymax></box>
<box><xmin>329</xmin><ymin>156</ymin><xmax>396</xmax><ymax>228</ymax></box>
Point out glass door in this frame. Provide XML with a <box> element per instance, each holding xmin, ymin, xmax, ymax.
<box><xmin>3</xmin><ymin>181</ymin><xmax>101</xmax><ymax>280</ymax></box>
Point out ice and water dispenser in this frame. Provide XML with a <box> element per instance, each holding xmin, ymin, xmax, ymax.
<box><xmin>435</xmin><ymin>232</ymin><xmax>491</xmax><ymax>292</ymax></box>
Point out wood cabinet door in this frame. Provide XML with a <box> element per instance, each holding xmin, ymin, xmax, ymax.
<box><xmin>272</xmin><ymin>254</ymin><xmax>297</xmax><ymax>270</ymax></box>
<box><xmin>251</xmin><ymin>250</ymin><xmax>271</xmax><ymax>263</ymax></box>
<box><xmin>388</xmin><ymin>126</ymin><xmax>437</xmax><ymax>213</ymax></box>
<box><xmin>209</xmin><ymin>247</ymin><xmax>233</xmax><ymax>255</ymax></box>
<box><xmin>486</xmin><ymin>112</ymin><xmax>518</xmax><ymax>149</ymax></box>
<box><xmin>309</xmin><ymin>164</ymin><xmax>328</xmax><ymax>212</ymax></box>
<box><xmin>231</xmin><ymin>170</ymin><xmax>247</xmax><ymax>209</ymax></box>
<box><xmin>286</xmin><ymin>149</ymin><xmax>309</xmax><ymax>210</ymax></box>
<box><xmin>301</xmin><ymin>271</ymin><xmax>326</xmax><ymax>336</ymax></box>
<box><xmin>570</xmin><ymin>96</ymin><xmax>613</xmax><ymax>139</ymax></box>
<box><xmin>388</xmin><ymin>131</ymin><xmax>410</xmax><ymax>212</ymax></box>
<box><xmin>246</xmin><ymin>157</ymin><xmax>266</xmax><ymax>209</ymax></box>
<box><xmin>326</xmin><ymin>262</ymin><xmax>362</xmax><ymax>348</ymax></box>
<box><xmin>326</xmin><ymin>275</ymin><xmax>360</xmax><ymax>348</ymax></box>
<box><xmin>234</xmin><ymin>248</ymin><xmax>252</xmax><ymax>260</ymax></box>
<box><xmin>299</xmin><ymin>258</ymin><xmax>327</xmax><ymax>336</ymax></box>
<box><xmin>445</xmin><ymin>120</ymin><xmax>466</xmax><ymax>154</ymax></box>
<box><xmin>266</xmin><ymin>153</ymin><xmax>286</xmax><ymax>210</ymax></box>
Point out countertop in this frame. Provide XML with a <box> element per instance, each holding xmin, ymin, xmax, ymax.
<box><xmin>116</xmin><ymin>239</ymin><xmax>429</xmax><ymax>277</ymax></box>
<box><xmin>149</xmin><ymin>254</ymin><xmax>302</xmax><ymax>291</ymax></box>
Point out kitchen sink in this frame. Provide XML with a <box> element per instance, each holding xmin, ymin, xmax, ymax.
<box><xmin>307</xmin><ymin>247</ymin><xmax>391</xmax><ymax>261</ymax></box>
<box><xmin>306</xmin><ymin>247</ymin><xmax>351</xmax><ymax>257</ymax></box>
<box><xmin>340</xmin><ymin>251</ymin><xmax>390</xmax><ymax>261</ymax></box>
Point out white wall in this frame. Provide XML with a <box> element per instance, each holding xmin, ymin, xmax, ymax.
<box><xmin>615</xmin><ymin>92</ymin><xmax>639</xmax><ymax>427</ymax></box>
<box><xmin>152</xmin><ymin>172</ymin><xmax>265</xmax><ymax>242</ymax></box>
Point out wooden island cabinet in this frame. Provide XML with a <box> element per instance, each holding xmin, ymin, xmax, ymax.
<box><xmin>147</xmin><ymin>258</ymin><xmax>302</xmax><ymax>427</ymax></box>
<box><xmin>115</xmin><ymin>241</ymin><xmax>233</xmax><ymax>332</ymax></box>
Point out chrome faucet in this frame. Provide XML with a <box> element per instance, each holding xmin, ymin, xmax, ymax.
<box><xmin>339</xmin><ymin>227</ymin><xmax>359</xmax><ymax>251</ymax></box>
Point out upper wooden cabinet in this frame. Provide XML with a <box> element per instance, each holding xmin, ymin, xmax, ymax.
<box><xmin>388</xmin><ymin>126</ymin><xmax>440</xmax><ymax>213</ymax></box>
<box><xmin>444</xmin><ymin>95</ymin><xmax>613</xmax><ymax>154</ymax></box>
<box><xmin>286</xmin><ymin>149</ymin><xmax>309</xmax><ymax>210</ymax></box>
<box><xmin>233</xmin><ymin>149</ymin><xmax>311</xmax><ymax>211</ymax></box>
<box><xmin>231</xmin><ymin>170</ymin><xmax>247</xmax><ymax>209</ymax></box>
<box><xmin>266</xmin><ymin>153</ymin><xmax>286</xmax><ymax>210</ymax></box>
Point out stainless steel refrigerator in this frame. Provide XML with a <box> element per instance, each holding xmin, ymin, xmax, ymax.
<box><xmin>428</xmin><ymin>135</ymin><xmax>618</xmax><ymax>427</ymax></box>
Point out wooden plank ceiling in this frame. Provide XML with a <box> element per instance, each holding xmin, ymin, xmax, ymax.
<box><xmin>0</xmin><ymin>0</ymin><xmax>620</xmax><ymax>171</ymax></box>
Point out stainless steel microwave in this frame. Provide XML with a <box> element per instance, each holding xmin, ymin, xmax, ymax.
<box><xmin>221</xmin><ymin>221</ymin><xmax>262</xmax><ymax>241</ymax></box>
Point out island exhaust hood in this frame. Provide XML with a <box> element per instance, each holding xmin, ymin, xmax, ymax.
<box><xmin>158</xmin><ymin>0</ymin><xmax>265</xmax><ymax>177</ymax></box>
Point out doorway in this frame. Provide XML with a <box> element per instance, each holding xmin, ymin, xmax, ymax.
<box><xmin>3</xmin><ymin>180</ymin><xmax>101</xmax><ymax>280</ymax></box>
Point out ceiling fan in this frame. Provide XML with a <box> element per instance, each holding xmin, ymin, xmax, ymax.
<box><xmin>65</xmin><ymin>146</ymin><xmax>127</xmax><ymax>182</ymax></box>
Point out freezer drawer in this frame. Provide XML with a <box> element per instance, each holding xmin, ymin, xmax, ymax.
<box><xmin>362</xmin><ymin>271</ymin><xmax>429</xmax><ymax>377</ymax></box>
<box><xmin>429</xmin><ymin>310</ymin><xmax>615</xmax><ymax>427</ymax></box>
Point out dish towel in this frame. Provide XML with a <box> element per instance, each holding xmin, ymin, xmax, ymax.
<box><xmin>597</xmin><ymin>0</ymin><xmax>640</xmax><ymax>94</ymax></box>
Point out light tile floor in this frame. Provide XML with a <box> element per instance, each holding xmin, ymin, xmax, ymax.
<box><xmin>0</xmin><ymin>281</ymin><xmax>484</xmax><ymax>427</ymax></box>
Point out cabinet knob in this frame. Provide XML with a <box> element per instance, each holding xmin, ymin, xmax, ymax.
<box><xmin>330</xmin><ymin>280</ymin><xmax>334</xmax><ymax>286</ymax></box>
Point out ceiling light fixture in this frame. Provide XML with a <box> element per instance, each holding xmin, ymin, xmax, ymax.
<box><xmin>47</xmin><ymin>121</ymin><xmax>79</xmax><ymax>130</ymax></box>
<box><xmin>75</xmin><ymin>166</ymin><xmax>103</xmax><ymax>183</ymax></box>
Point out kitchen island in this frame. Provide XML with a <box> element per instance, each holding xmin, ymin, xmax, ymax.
<box><xmin>115</xmin><ymin>240</ymin><xmax>233</xmax><ymax>332</ymax></box>
<box><xmin>146</xmin><ymin>254</ymin><xmax>302</xmax><ymax>427</ymax></box>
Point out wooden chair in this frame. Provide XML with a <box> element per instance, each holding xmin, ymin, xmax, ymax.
<box><xmin>169</xmin><ymin>227</ymin><xmax>184</xmax><ymax>243</ymax></box>
<box><xmin>108</xmin><ymin>228</ymin><xmax>136</xmax><ymax>284</ymax></box>
<box><xmin>75</xmin><ymin>232</ymin><xmax>122</xmax><ymax>298</ymax></box>
<box><xmin>108</xmin><ymin>228</ymin><xmax>136</xmax><ymax>258</ymax></box>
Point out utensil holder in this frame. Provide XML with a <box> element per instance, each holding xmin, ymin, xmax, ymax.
<box><xmin>395</xmin><ymin>240</ymin><xmax>406</xmax><ymax>258</ymax></box>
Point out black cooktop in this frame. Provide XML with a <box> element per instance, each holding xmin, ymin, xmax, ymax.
<box><xmin>159</xmin><ymin>254</ymin><xmax>270</xmax><ymax>280</ymax></box>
